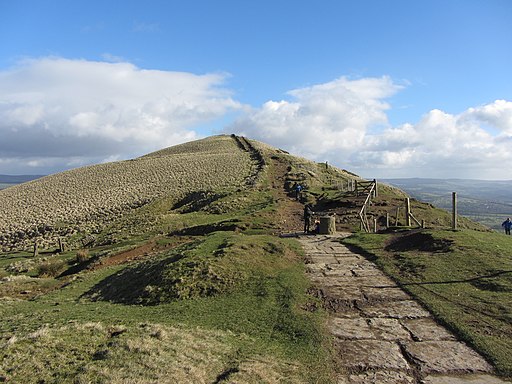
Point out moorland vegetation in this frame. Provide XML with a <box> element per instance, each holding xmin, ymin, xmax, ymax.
<box><xmin>0</xmin><ymin>134</ymin><xmax>510</xmax><ymax>382</ymax></box>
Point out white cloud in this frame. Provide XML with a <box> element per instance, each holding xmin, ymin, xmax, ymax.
<box><xmin>228</xmin><ymin>76</ymin><xmax>512</xmax><ymax>180</ymax></box>
<box><xmin>0</xmin><ymin>57</ymin><xmax>241</xmax><ymax>174</ymax></box>
<box><xmin>2</xmin><ymin>61</ymin><xmax>510</xmax><ymax>180</ymax></box>
<box><xmin>354</xmin><ymin>107</ymin><xmax>502</xmax><ymax>176</ymax></box>
<box><xmin>229</xmin><ymin>76</ymin><xmax>402</xmax><ymax>158</ymax></box>
<box><xmin>461</xmin><ymin>99</ymin><xmax>512</xmax><ymax>134</ymax></box>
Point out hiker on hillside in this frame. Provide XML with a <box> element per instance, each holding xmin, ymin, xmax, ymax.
<box><xmin>502</xmin><ymin>217</ymin><xmax>512</xmax><ymax>235</ymax></box>
<box><xmin>303</xmin><ymin>204</ymin><xmax>314</xmax><ymax>234</ymax></box>
<box><xmin>294</xmin><ymin>183</ymin><xmax>303</xmax><ymax>200</ymax></box>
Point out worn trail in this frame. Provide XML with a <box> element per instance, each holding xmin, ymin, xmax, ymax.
<box><xmin>299</xmin><ymin>234</ymin><xmax>509</xmax><ymax>384</ymax></box>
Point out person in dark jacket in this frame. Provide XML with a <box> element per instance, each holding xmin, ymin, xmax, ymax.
<box><xmin>294</xmin><ymin>184</ymin><xmax>303</xmax><ymax>200</ymax></box>
<box><xmin>502</xmin><ymin>217</ymin><xmax>512</xmax><ymax>235</ymax></box>
<box><xmin>303</xmin><ymin>204</ymin><xmax>314</xmax><ymax>233</ymax></box>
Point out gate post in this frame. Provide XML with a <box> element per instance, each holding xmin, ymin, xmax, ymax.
<box><xmin>452</xmin><ymin>192</ymin><xmax>457</xmax><ymax>230</ymax></box>
<box><xmin>405</xmin><ymin>198</ymin><xmax>411</xmax><ymax>227</ymax></box>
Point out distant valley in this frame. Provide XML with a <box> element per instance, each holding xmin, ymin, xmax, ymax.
<box><xmin>0</xmin><ymin>174</ymin><xmax>44</xmax><ymax>190</ymax></box>
<box><xmin>382</xmin><ymin>178</ymin><xmax>512</xmax><ymax>231</ymax></box>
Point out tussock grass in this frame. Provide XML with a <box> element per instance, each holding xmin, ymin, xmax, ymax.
<box><xmin>36</xmin><ymin>258</ymin><xmax>67</xmax><ymax>278</ymax></box>
<box><xmin>343</xmin><ymin>229</ymin><xmax>512</xmax><ymax>378</ymax></box>
<box><xmin>75</xmin><ymin>249</ymin><xmax>89</xmax><ymax>263</ymax></box>
<box><xmin>1</xmin><ymin>322</ymin><xmax>243</xmax><ymax>383</ymax></box>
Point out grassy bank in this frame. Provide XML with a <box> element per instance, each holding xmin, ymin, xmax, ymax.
<box><xmin>342</xmin><ymin>229</ymin><xmax>512</xmax><ymax>378</ymax></box>
<box><xmin>0</xmin><ymin>232</ymin><xmax>335</xmax><ymax>383</ymax></box>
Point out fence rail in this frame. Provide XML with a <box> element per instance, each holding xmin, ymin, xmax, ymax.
<box><xmin>359</xmin><ymin>180</ymin><xmax>377</xmax><ymax>232</ymax></box>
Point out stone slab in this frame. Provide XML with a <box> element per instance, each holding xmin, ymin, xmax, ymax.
<box><xmin>351</xmin><ymin>267</ymin><xmax>385</xmax><ymax>277</ymax></box>
<box><xmin>323</xmin><ymin>275</ymin><xmax>397</xmax><ymax>288</ymax></box>
<box><xmin>309</xmin><ymin>276</ymin><xmax>350</xmax><ymax>287</ymax></box>
<box><xmin>344</xmin><ymin>265</ymin><xmax>380</xmax><ymax>274</ymax></box>
<box><xmin>336</xmin><ymin>340</ymin><xmax>411</xmax><ymax>370</ymax></box>
<box><xmin>403</xmin><ymin>341</ymin><xmax>493</xmax><ymax>374</ymax></box>
<box><xmin>328</xmin><ymin>245</ymin><xmax>349</xmax><ymax>252</ymax></box>
<box><xmin>305</xmin><ymin>264</ymin><xmax>326</xmax><ymax>273</ymax></box>
<box><xmin>358</xmin><ymin>275</ymin><xmax>398</xmax><ymax>288</ymax></box>
<box><xmin>338</xmin><ymin>370</ymin><xmax>416</xmax><ymax>384</ymax></box>
<box><xmin>328</xmin><ymin>308</ymin><xmax>362</xmax><ymax>319</ymax></box>
<box><xmin>306</xmin><ymin>249</ymin><xmax>329</xmax><ymax>254</ymax></box>
<box><xmin>323</xmin><ymin>269</ymin><xmax>356</xmax><ymax>277</ymax></box>
<box><xmin>309</xmin><ymin>276</ymin><xmax>368</xmax><ymax>288</ymax></box>
<box><xmin>332</xmin><ymin>251</ymin><xmax>362</xmax><ymax>259</ymax></box>
<box><xmin>323</xmin><ymin>285</ymin><xmax>365</xmax><ymax>301</ymax></box>
<box><xmin>360</xmin><ymin>300</ymin><xmax>431</xmax><ymax>319</ymax></box>
<box><xmin>422</xmin><ymin>374</ymin><xmax>511</xmax><ymax>384</ymax></box>
<box><xmin>328</xmin><ymin>317</ymin><xmax>373</xmax><ymax>339</ymax></box>
<box><xmin>401</xmin><ymin>318</ymin><xmax>457</xmax><ymax>341</ymax></box>
<box><xmin>367</xmin><ymin>318</ymin><xmax>412</xmax><ymax>341</ymax></box>
<box><xmin>361</xmin><ymin>286</ymin><xmax>411</xmax><ymax>301</ymax></box>
<box><xmin>328</xmin><ymin>258</ymin><xmax>367</xmax><ymax>267</ymax></box>
<box><xmin>309</xmin><ymin>255</ymin><xmax>339</xmax><ymax>264</ymax></box>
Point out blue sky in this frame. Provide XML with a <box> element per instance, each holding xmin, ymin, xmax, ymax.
<box><xmin>0</xmin><ymin>0</ymin><xmax>511</xmax><ymax>179</ymax></box>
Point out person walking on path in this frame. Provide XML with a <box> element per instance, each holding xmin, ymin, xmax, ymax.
<box><xmin>502</xmin><ymin>217</ymin><xmax>512</xmax><ymax>235</ymax></box>
<box><xmin>303</xmin><ymin>204</ymin><xmax>314</xmax><ymax>233</ymax></box>
<box><xmin>294</xmin><ymin>183</ymin><xmax>303</xmax><ymax>200</ymax></box>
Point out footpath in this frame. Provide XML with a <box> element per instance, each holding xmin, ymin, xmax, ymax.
<box><xmin>299</xmin><ymin>234</ymin><xmax>510</xmax><ymax>384</ymax></box>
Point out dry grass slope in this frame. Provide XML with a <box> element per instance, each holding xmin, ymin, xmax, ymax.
<box><xmin>2</xmin><ymin>322</ymin><xmax>309</xmax><ymax>383</ymax></box>
<box><xmin>0</xmin><ymin>135</ymin><xmax>256</xmax><ymax>251</ymax></box>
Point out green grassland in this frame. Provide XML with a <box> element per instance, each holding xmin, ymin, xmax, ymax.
<box><xmin>1</xmin><ymin>232</ymin><xmax>332</xmax><ymax>383</ymax></box>
<box><xmin>0</xmin><ymin>137</ymin><xmax>341</xmax><ymax>383</ymax></box>
<box><xmin>2</xmin><ymin>135</ymin><xmax>511</xmax><ymax>382</ymax></box>
<box><xmin>343</xmin><ymin>229</ymin><xmax>512</xmax><ymax>377</ymax></box>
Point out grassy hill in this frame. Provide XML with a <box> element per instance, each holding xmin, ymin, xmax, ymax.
<box><xmin>0</xmin><ymin>135</ymin><xmax>349</xmax><ymax>383</ymax></box>
<box><xmin>0</xmin><ymin>135</ymin><xmax>510</xmax><ymax>382</ymax></box>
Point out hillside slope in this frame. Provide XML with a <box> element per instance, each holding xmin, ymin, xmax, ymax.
<box><xmin>0</xmin><ymin>135</ymin><xmax>502</xmax><ymax>382</ymax></box>
<box><xmin>0</xmin><ymin>135</ymin><xmax>255</xmax><ymax>251</ymax></box>
<box><xmin>1</xmin><ymin>135</ymin><xmax>349</xmax><ymax>383</ymax></box>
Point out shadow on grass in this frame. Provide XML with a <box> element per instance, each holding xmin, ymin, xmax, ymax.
<box><xmin>384</xmin><ymin>231</ymin><xmax>453</xmax><ymax>253</ymax></box>
<box><xmin>81</xmin><ymin>253</ymin><xmax>185</xmax><ymax>305</ymax></box>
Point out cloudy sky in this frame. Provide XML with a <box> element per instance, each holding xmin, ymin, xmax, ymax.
<box><xmin>1</xmin><ymin>0</ymin><xmax>511</xmax><ymax>179</ymax></box>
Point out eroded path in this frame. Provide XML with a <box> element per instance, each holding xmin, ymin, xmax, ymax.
<box><xmin>299</xmin><ymin>234</ymin><xmax>509</xmax><ymax>384</ymax></box>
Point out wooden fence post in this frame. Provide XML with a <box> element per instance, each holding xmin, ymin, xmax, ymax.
<box><xmin>33</xmin><ymin>241</ymin><xmax>38</xmax><ymax>258</ymax></box>
<box><xmin>405</xmin><ymin>198</ymin><xmax>411</xmax><ymax>227</ymax></box>
<box><xmin>58</xmin><ymin>237</ymin><xmax>66</xmax><ymax>252</ymax></box>
<box><xmin>452</xmin><ymin>192</ymin><xmax>457</xmax><ymax>230</ymax></box>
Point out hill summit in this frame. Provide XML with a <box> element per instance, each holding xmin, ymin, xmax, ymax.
<box><xmin>0</xmin><ymin>134</ymin><xmax>485</xmax><ymax>253</ymax></box>
<box><xmin>0</xmin><ymin>135</ymin><xmax>257</xmax><ymax>250</ymax></box>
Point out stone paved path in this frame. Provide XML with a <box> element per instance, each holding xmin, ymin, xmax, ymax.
<box><xmin>299</xmin><ymin>234</ymin><xmax>510</xmax><ymax>384</ymax></box>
